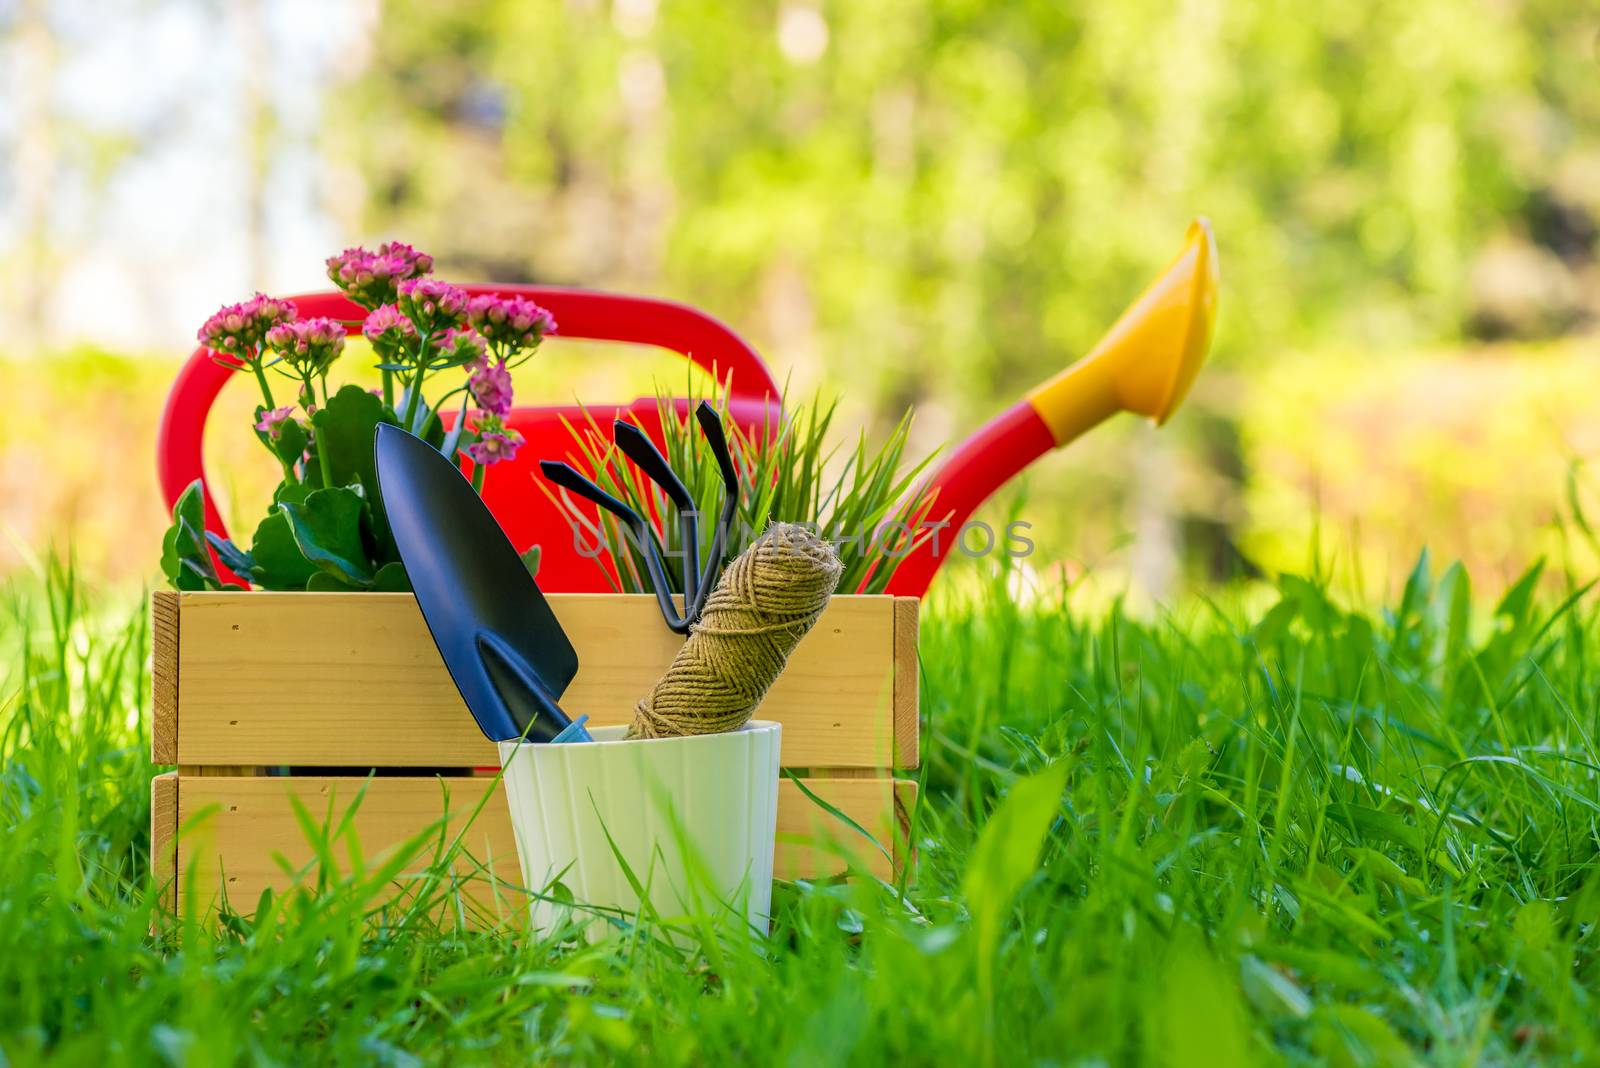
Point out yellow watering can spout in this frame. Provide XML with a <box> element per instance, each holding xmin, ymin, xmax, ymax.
<box><xmin>885</xmin><ymin>218</ymin><xmax>1219</xmax><ymax>596</ymax></box>
<box><xmin>1026</xmin><ymin>216</ymin><xmax>1219</xmax><ymax>444</ymax></box>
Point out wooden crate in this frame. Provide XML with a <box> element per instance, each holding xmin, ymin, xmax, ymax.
<box><xmin>150</xmin><ymin>590</ymin><xmax>919</xmax><ymax>919</ymax></box>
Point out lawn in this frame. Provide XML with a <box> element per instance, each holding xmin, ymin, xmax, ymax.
<box><xmin>2</xmin><ymin>555</ymin><xmax>1598</xmax><ymax>1065</ymax></box>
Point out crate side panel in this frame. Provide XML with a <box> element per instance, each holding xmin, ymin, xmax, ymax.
<box><xmin>176</xmin><ymin>775</ymin><xmax>518</xmax><ymax>921</ymax></box>
<box><xmin>173</xmin><ymin>773</ymin><xmax>904</xmax><ymax>917</ymax></box>
<box><xmin>176</xmin><ymin>593</ymin><xmax>897</xmax><ymax>768</ymax></box>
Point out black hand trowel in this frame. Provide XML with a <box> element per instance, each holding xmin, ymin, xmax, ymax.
<box><xmin>374</xmin><ymin>423</ymin><xmax>590</xmax><ymax>744</ymax></box>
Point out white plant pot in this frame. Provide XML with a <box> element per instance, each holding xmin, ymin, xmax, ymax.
<box><xmin>498</xmin><ymin>721</ymin><xmax>781</xmax><ymax>938</ymax></box>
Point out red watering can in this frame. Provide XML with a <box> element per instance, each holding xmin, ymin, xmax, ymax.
<box><xmin>158</xmin><ymin>220</ymin><xmax>1217</xmax><ymax>597</ymax></box>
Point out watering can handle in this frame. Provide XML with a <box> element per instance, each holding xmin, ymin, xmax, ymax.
<box><xmin>157</xmin><ymin>285</ymin><xmax>780</xmax><ymax>554</ymax></box>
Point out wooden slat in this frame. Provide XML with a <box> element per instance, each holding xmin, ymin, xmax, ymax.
<box><xmin>175</xmin><ymin>774</ymin><xmax>915</xmax><ymax>917</ymax></box>
<box><xmin>778</xmin><ymin>776</ymin><xmax>914</xmax><ymax>880</ymax></box>
<box><xmin>151</xmin><ymin>591</ymin><xmax>179</xmax><ymax>765</ymax></box>
<box><xmin>893</xmin><ymin>778</ymin><xmax>918</xmax><ymax>872</ymax></box>
<box><xmin>893</xmin><ymin>596</ymin><xmax>920</xmax><ymax>769</ymax></box>
<box><xmin>174</xmin><ymin>592</ymin><xmax>899</xmax><ymax>768</ymax></box>
<box><xmin>150</xmin><ymin>772</ymin><xmax>178</xmax><ymax>927</ymax></box>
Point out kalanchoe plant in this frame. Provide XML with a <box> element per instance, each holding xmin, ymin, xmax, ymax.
<box><xmin>161</xmin><ymin>243</ymin><xmax>555</xmax><ymax>593</ymax></box>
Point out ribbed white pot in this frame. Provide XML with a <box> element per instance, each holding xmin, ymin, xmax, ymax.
<box><xmin>498</xmin><ymin>721</ymin><xmax>781</xmax><ymax>938</ymax></box>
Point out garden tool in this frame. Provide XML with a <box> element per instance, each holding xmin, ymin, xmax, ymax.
<box><xmin>538</xmin><ymin>401</ymin><xmax>740</xmax><ymax>635</ymax></box>
<box><xmin>883</xmin><ymin>217</ymin><xmax>1220</xmax><ymax>596</ymax></box>
<box><xmin>628</xmin><ymin>523</ymin><xmax>841</xmax><ymax>739</ymax></box>
<box><xmin>374</xmin><ymin>423</ymin><xmax>592</xmax><ymax>744</ymax></box>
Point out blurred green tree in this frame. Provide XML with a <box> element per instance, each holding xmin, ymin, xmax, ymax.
<box><xmin>336</xmin><ymin>0</ymin><xmax>1598</xmax><ymax>419</ymax></box>
<box><xmin>332</xmin><ymin>0</ymin><xmax>1600</xmax><ymax>596</ymax></box>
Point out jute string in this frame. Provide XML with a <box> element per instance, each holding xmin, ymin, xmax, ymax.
<box><xmin>628</xmin><ymin>523</ymin><xmax>843</xmax><ymax>739</ymax></box>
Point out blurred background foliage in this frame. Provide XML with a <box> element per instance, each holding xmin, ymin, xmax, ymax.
<box><xmin>2</xmin><ymin>0</ymin><xmax>1599</xmax><ymax>598</ymax></box>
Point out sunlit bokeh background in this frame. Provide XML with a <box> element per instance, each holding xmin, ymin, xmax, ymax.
<box><xmin>3</xmin><ymin>0</ymin><xmax>1598</xmax><ymax>601</ymax></box>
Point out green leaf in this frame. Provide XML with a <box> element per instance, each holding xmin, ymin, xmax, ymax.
<box><xmin>1159</xmin><ymin>940</ymin><xmax>1254</xmax><ymax>1068</ymax></box>
<box><xmin>274</xmin><ymin>482</ymin><xmax>312</xmax><ymax>508</ymax></box>
<box><xmin>438</xmin><ymin>390</ymin><xmax>472</xmax><ymax>461</ymax></box>
<box><xmin>280</xmin><ymin>487</ymin><xmax>376</xmax><ymax>587</ymax></box>
<box><xmin>369</xmin><ymin>561</ymin><xmax>411</xmax><ymax>592</ymax></box>
<box><xmin>394</xmin><ymin>382</ymin><xmax>439</xmax><ymax>439</ymax></box>
<box><xmin>159</xmin><ymin>524</ymin><xmax>194</xmax><ymax>589</ymax></box>
<box><xmin>519</xmin><ymin>545</ymin><xmax>541</xmax><ymax>580</ymax></box>
<box><xmin>247</xmin><ymin>510</ymin><xmax>319</xmax><ymax>590</ymax></box>
<box><xmin>299</xmin><ymin>448</ymin><xmax>325</xmax><ymax>489</ymax></box>
<box><xmin>1312</xmin><ymin>1004</ymin><xmax>1417</xmax><ymax>1067</ymax></box>
<box><xmin>309</xmin><ymin>385</ymin><xmax>396</xmax><ymax>554</ymax></box>
<box><xmin>205</xmin><ymin>532</ymin><xmax>256</xmax><ymax>577</ymax></box>
<box><xmin>306</xmin><ymin>570</ymin><xmax>363</xmax><ymax>591</ymax></box>
<box><xmin>1281</xmin><ymin>572</ymin><xmax>1339</xmax><ymax>634</ymax></box>
<box><xmin>1513</xmin><ymin>899</ymin><xmax>1556</xmax><ymax>952</ymax></box>
<box><xmin>1326</xmin><ymin>802</ymin><xmax>1462</xmax><ymax>877</ymax></box>
<box><xmin>307</xmin><ymin>566</ymin><xmax>408</xmax><ymax>593</ymax></box>
<box><xmin>1327</xmin><ymin>802</ymin><xmax>1426</xmax><ymax>853</ymax></box>
<box><xmin>1438</xmin><ymin>561</ymin><xmax>1472</xmax><ymax>670</ymax></box>
<box><xmin>157</xmin><ymin>481</ymin><xmax>201</xmax><ymax>580</ymax></box>
<box><xmin>1352</xmin><ymin>847</ymin><xmax>1428</xmax><ymax>897</ymax></box>
<box><xmin>160</xmin><ymin>480</ymin><xmax>223</xmax><ymax>591</ymax></box>
<box><xmin>418</xmin><ymin>407</ymin><xmax>445</xmax><ymax>449</ymax></box>
<box><xmin>1252</xmin><ymin>595</ymin><xmax>1298</xmax><ymax>645</ymax></box>
<box><xmin>1235</xmin><ymin>952</ymin><xmax>1312</xmax><ymax>1016</ymax></box>
<box><xmin>254</xmin><ymin>406</ymin><xmax>309</xmax><ymax>474</ymax></box>
<box><xmin>310</xmin><ymin>385</ymin><xmax>388</xmax><ymax>492</ymax></box>
<box><xmin>962</xmin><ymin>760</ymin><xmax>1067</xmax><ymax>1004</ymax></box>
<box><xmin>1495</xmin><ymin>557</ymin><xmax>1545</xmax><ymax>625</ymax></box>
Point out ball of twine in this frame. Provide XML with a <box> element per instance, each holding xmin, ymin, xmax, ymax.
<box><xmin>628</xmin><ymin>522</ymin><xmax>843</xmax><ymax>739</ymax></box>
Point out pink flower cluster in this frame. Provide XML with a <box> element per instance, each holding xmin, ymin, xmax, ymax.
<box><xmin>265</xmin><ymin>317</ymin><xmax>346</xmax><ymax>375</ymax></box>
<box><xmin>326</xmin><ymin>241</ymin><xmax>435</xmax><ymax>310</ymax></box>
<box><xmin>197</xmin><ymin>293</ymin><xmax>297</xmax><ymax>359</ymax></box>
<box><xmin>361</xmin><ymin>303</ymin><xmax>418</xmax><ymax>363</ymax></box>
<box><xmin>195</xmin><ymin>239</ymin><xmax>550</xmax><ymax>491</ymax></box>
<box><xmin>467</xmin><ymin>295</ymin><xmax>556</xmax><ymax>355</ymax></box>
<box><xmin>398</xmin><ymin>277</ymin><xmax>470</xmax><ymax>335</ymax></box>
<box><xmin>466</xmin><ymin>426</ymin><xmax>524</xmax><ymax>467</ymax></box>
<box><xmin>467</xmin><ymin>356</ymin><xmax>514</xmax><ymax>417</ymax></box>
<box><xmin>441</xmin><ymin>328</ymin><xmax>488</xmax><ymax>366</ymax></box>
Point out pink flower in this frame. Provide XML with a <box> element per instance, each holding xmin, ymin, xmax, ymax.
<box><xmin>466</xmin><ymin>356</ymin><xmax>514</xmax><ymax>417</ymax></box>
<box><xmin>265</xmin><ymin>317</ymin><xmax>346</xmax><ymax>376</ymax></box>
<box><xmin>467</xmin><ymin>294</ymin><xmax>556</xmax><ymax>354</ymax></box>
<box><xmin>398</xmin><ymin>277</ymin><xmax>469</xmax><ymax>334</ymax></box>
<box><xmin>376</xmin><ymin>241</ymin><xmax>434</xmax><ymax>279</ymax></box>
<box><xmin>361</xmin><ymin>303</ymin><xmax>417</xmax><ymax>363</ymax></box>
<box><xmin>255</xmin><ymin>294</ymin><xmax>296</xmax><ymax>326</ymax></box>
<box><xmin>254</xmin><ymin>406</ymin><xmax>297</xmax><ymax>439</ymax></box>
<box><xmin>198</xmin><ymin>293</ymin><xmax>298</xmax><ymax>358</ymax></box>
<box><xmin>326</xmin><ymin>242</ymin><xmax>435</xmax><ymax>310</ymax></box>
<box><xmin>465</xmin><ymin>426</ymin><xmax>524</xmax><ymax>467</ymax></box>
<box><xmin>441</xmin><ymin>327</ymin><xmax>488</xmax><ymax>366</ymax></box>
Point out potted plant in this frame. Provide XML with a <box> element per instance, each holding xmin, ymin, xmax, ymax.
<box><xmin>150</xmin><ymin>243</ymin><xmax>920</xmax><ymax>926</ymax></box>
